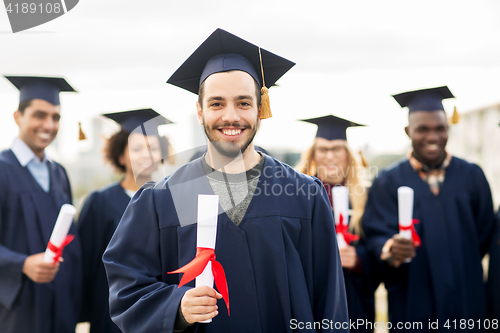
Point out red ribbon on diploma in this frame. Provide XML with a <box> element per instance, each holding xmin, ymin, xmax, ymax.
<box><xmin>47</xmin><ymin>234</ymin><xmax>75</xmax><ymax>265</ymax></box>
<box><xmin>399</xmin><ymin>219</ymin><xmax>421</xmax><ymax>247</ymax></box>
<box><xmin>168</xmin><ymin>247</ymin><xmax>230</xmax><ymax>315</ymax></box>
<box><xmin>336</xmin><ymin>213</ymin><xmax>360</xmax><ymax>245</ymax></box>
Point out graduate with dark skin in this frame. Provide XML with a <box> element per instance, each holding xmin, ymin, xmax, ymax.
<box><xmin>363</xmin><ymin>86</ymin><xmax>494</xmax><ymax>331</ymax></box>
<box><xmin>383</xmin><ymin>110</ymin><xmax>448</xmax><ymax>267</ymax></box>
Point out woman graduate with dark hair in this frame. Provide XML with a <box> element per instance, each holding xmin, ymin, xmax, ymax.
<box><xmin>296</xmin><ymin>115</ymin><xmax>381</xmax><ymax>332</ymax></box>
<box><xmin>77</xmin><ymin>108</ymin><xmax>173</xmax><ymax>333</ymax></box>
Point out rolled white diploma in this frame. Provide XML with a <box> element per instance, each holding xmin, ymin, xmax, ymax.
<box><xmin>332</xmin><ymin>186</ymin><xmax>349</xmax><ymax>249</ymax></box>
<box><xmin>195</xmin><ymin>194</ymin><xmax>219</xmax><ymax>323</ymax></box>
<box><xmin>43</xmin><ymin>204</ymin><xmax>76</xmax><ymax>263</ymax></box>
<box><xmin>398</xmin><ymin>186</ymin><xmax>414</xmax><ymax>240</ymax></box>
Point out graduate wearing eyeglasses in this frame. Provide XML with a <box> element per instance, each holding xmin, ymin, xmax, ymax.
<box><xmin>296</xmin><ymin>115</ymin><xmax>381</xmax><ymax>332</ymax></box>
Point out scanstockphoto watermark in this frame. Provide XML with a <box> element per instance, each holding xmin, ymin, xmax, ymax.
<box><xmin>290</xmin><ymin>319</ymin><xmax>425</xmax><ymax>331</ymax></box>
<box><xmin>3</xmin><ymin>0</ymin><xmax>79</xmax><ymax>33</ymax></box>
<box><xmin>290</xmin><ymin>318</ymin><xmax>500</xmax><ymax>331</ymax></box>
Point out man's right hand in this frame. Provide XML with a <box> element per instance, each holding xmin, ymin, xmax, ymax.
<box><xmin>180</xmin><ymin>286</ymin><xmax>222</xmax><ymax>324</ymax></box>
<box><xmin>382</xmin><ymin>235</ymin><xmax>416</xmax><ymax>267</ymax></box>
<box><xmin>22</xmin><ymin>252</ymin><xmax>60</xmax><ymax>283</ymax></box>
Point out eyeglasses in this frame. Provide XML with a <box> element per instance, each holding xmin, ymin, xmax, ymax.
<box><xmin>315</xmin><ymin>146</ymin><xmax>345</xmax><ymax>155</ymax></box>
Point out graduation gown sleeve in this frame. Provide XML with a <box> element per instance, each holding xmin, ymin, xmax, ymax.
<box><xmin>469</xmin><ymin>164</ymin><xmax>496</xmax><ymax>256</ymax></box>
<box><xmin>0</xmin><ymin>160</ymin><xmax>29</xmax><ymax>310</ymax></box>
<box><xmin>488</xmin><ymin>210</ymin><xmax>500</xmax><ymax>321</ymax></box>
<box><xmin>361</xmin><ymin>169</ymin><xmax>397</xmax><ymax>260</ymax></box>
<box><xmin>103</xmin><ymin>182</ymin><xmax>190</xmax><ymax>333</ymax></box>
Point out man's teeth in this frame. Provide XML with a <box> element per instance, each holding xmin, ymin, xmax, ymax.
<box><xmin>222</xmin><ymin>129</ymin><xmax>242</xmax><ymax>136</ymax></box>
<box><xmin>37</xmin><ymin>133</ymin><xmax>51</xmax><ymax>139</ymax></box>
<box><xmin>426</xmin><ymin>144</ymin><xmax>439</xmax><ymax>149</ymax></box>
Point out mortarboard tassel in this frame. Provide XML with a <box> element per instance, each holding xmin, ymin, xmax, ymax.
<box><xmin>167</xmin><ymin>140</ymin><xmax>176</xmax><ymax>165</ymax></box>
<box><xmin>359</xmin><ymin>150</ymin><xmax>369</xmax><ymax>168</ymax></box>
<box><xmin>78</xmin><ymin>122</ymin><xmax>86</xmax><ymax>141</ymax></box>
<box><xmin>450</xmin><ymin>106</ymin><xmax>460</xmax><ymax>124</ymax></box>
<box><xmin>258</xmin><ymin>47</ymin><xmax>272</xmax><ymax>119</ymax></box>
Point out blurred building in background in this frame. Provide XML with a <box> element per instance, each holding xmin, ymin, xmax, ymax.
<box><xmin>447</xmin><ymin>102</ymin><xmax>500</xmax><ymax>207</ymax></box>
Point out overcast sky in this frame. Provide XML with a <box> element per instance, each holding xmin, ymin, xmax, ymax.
<box><xmin>1</xmin><ymin>0</ymin><xmax>499</xmax><ymax>161</ymax></box>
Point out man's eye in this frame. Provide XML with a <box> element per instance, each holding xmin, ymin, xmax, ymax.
<box><xmin>211</xmin><ymin>102</ymin><xmax>221</xmax><ymax>107</ymax></box>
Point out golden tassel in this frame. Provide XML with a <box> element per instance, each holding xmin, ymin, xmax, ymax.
<box><xmin>78</xmin><ymin>122</ymin><xmax>86</xmax><ymax>141</ymax></box>
<box><xmin>167</xmin><ymin>141</ymin><xmax>176</xmax><ymax>165</ymax></box>
<box><xmin>258</xmin><ymin>47</ymin><xmax>272</xmax><ymax>119</ymax></box>
<box><xmin>450</xmin><ymin>106</ymin><xmax>460</xmax><ymax>124</ymax></box>
<box><xmin>359</xmin><ymin>150</ymin><xmax>369</xmax><ymax>168</ymax></box>
<box><xmin>260</xmin><ymin>86</ymin><xmax>272</xmax><ymax>119</ymax></box>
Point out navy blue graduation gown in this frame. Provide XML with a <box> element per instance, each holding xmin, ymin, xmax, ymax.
<box><xmin>363</xmin><ymin>157</ymin><xmax>495</xmax><ymax>332</ymax></box>
<box><xmin>77</xmin><ymin>182</ymin><xmax>130</xmax><ymax>333</ymax></box>
<box><xmin>0</xmin><ymin>149</ymin><xmax>82</xmax><ymax>333</ymax></box>
<box><xmin>323</xmin><ymin>182</ymin><xmax>381</xmax><ymax>332</ymax></box>
<box><xmin>343</xmin><ymin>240</ymin><xmax>381</xmax><ymax>333</ymax></box>
<box><xmin>103</xmin><ymin>155</ymin><xmax>349</xmax><ymax>333</ymax></box>
<box><xmin>488</xmin><ymin>209</ymin><xmax>500</xmax><ymax>322</ymax></box>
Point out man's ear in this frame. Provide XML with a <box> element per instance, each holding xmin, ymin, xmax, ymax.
<box><xmin>404</xmin><ymin>126</ymin><xmax>410</xmax><ymax>139</ymax></box>
<box><xmin>118</xmin><ymin>153</ymin><xmax>125</xmax><ymax>167</ymax></box>
<box><xmin>13</xmin><ymin>110</ymin><xmax>22</xmax><ymax>126</ymax></box>
<box><xmin>196</xmin><ymin>102</ymin><xmax>203</xmax><ymax>125</ymax></box>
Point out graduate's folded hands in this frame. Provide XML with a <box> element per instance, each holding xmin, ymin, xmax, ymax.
<box><xmin>180</xmin><ymin>286</ymin><xmax>222</xmax><ymax>324</ymax></box>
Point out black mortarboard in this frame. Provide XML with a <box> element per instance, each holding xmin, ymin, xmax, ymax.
<box><xmin>301</xmin><ymin>115</ymin><xmax>365</xmax><ymax>141</ymax></box>
<box><xmin>167</xmin><ymin>28</ymin><xmax>295</xmax><ymax>94</ymax></box>
<box><xmin>103</xmin><ymin>108</ymin><xmax>173</xmax><ymax>136</ymax></box>
<box><xmin>4</xmin><ymin>76</ymin><xmax>76</xmax><ymax>105</ymax></box>
<box><xmin>392</xmin><ymin>86</ymin><xmax>455</xmax><ymax>113</ymax></box>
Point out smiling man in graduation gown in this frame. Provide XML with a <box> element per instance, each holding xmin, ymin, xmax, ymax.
<box><xmin>0</xmin><ymin>76</ymin><xmax>82</xmax><ymax>333</ymax></box>
<box><xmin>103</xmin><ymin>29</ymin><xmax>349</xmax><ymax>333</ymax></box>
<box><xmin>363</xmin><ymin>86</ymin><xmax>495</xmax><ymax>332</ymax></box>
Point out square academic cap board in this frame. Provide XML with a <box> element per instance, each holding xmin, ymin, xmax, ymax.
<box><xmin>301</xmin><ymin>115</ymin><xmax>365</xmax><ymax>141</ymax></box>
<box><xmin>392</xmin><ymin>86</ymin><xmax>454</xmax><ymax>113</ymax></box>
<box><xmin>167</xmin><ymin>28</ymin><xmax>295</xmax><ymax>95</ymax></box>
<box><xmin>5</xmin><ymin>76</ymin><xmax>76</xmax><ymax>106</ymax></box>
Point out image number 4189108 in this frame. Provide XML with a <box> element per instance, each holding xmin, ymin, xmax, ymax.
<box><xmin>3</xmin><ymin>0</ymin><xmax>80</xmax><ymax>33</ymax></box>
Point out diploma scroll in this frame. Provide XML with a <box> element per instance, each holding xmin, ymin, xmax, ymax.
<box><xmin>195</xmin><ymin>194</ymin><xmax>219</xmax><ymax>323</ymax></box>
<box><xmin>43</xmin><ymin>204</ymin><xmax>76</xmax><ymax>264</ymax></box>
<box><xmin>332</xmin><ymin>187</ymin><xmax>349</xmax><ymax>249</ymax></box>
<box><xmin>397</xmin><ymin>186</ymin><xmax>414</xmax><ymax>240</ymax></box>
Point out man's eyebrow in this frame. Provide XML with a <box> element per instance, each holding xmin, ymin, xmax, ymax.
<box><xmin>32</xmin><ymin>110</ymin><xmax>48</xmax><ymax>115</ymax></box>
<box><xmin>236</xmin><ymin>95</ymin><xmax>253</xmax><ymax>100</ymax></box>
<box><xmin>206</xmin><ymin>96</ymin><xmax>224</xmax><ymax>102</ymax></box>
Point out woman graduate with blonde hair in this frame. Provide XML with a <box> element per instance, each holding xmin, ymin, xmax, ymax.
<box><xmin>296</xmin><ymin>115</ymin><xmax>381</xmax><ymax>332</ymax></box>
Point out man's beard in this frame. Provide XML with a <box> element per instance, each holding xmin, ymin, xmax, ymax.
<box><xmin>203</xmin><ymin>119</ymin><xmax>258</xmax><ymax>159</ymax></box>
